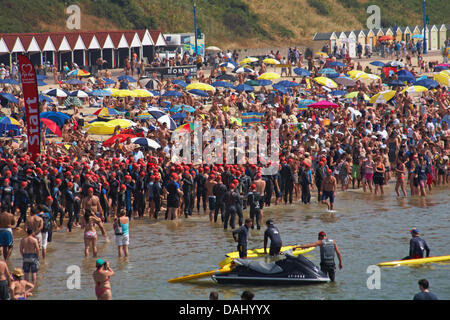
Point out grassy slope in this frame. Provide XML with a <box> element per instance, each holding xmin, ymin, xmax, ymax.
<box><xmin>0</xmin><ymin>0</ymin><xmax>448</xmax><ymax>48</ymax></box>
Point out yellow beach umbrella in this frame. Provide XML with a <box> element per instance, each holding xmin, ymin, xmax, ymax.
<box><xmin>313</xmin><ymin>76</ymin><xmax>337</xmax><ymax>88</ymax></box>
<box><xmin>345</xmin><ymin>91</ymin><xmax>370</xmax><ymax>100</ymax></box>
<box><xmin>315</xmin><ymin>52</ymin><xmax>328</xmax><ymax>57</ymax></box>
<box><xmin>240</xmin><ymin>57</ymin><xmax>259</xmax><ymax>64</ymax></box>
<box><xmin>185</xmin><ymin>82</ymin><xmax>215</xmax><ymax>91</ymax></box>
<box><xmin>107</xmin><ymin>119</ymin><xmax>134</xmax><ymax>128</ymax></box>
<box><xmin>257</xmin><ymin>72</ymin><xmax>281</xmax><ymax>80</ymax></box>
<box><xmin>348</xmin><ymin>70</ymin><xmax>365</xmax><ymax>79</ymax></box>
<box><xmin>84</xmin><ymin>122</ymin><xmax>116</xmax><ymax>135</ymax></box>
<box><xmin>354</xmin><ymin>72</ymin><xmax>380</xmax><ymax>81</ymax></box>
<box><xmin>433</xmin><ymin>73</ymin><xmax>450</xmax><ymax>86</ymax></box>
<box><xmin>369</xmin><ymin>90</ymin><xmax>396</xmax><ymax>104</ymax></box>
<box><xmin>112</xmin><ymin>89</ymin><xmax>137</xmax><ymax>97</ymax></box>
<box><xmin>132</xmin><ymin>89</ymin><xmax>152</xmax><ymax>97</ymax></box>
<box><xmin>263</xmin><ymin>58</ymin><xmax>280</xmax><ymax>65</ymax></box>
<box><xmin>401</xmin><ymin>85</ymin><xmax>428</xmax><ymax>94</ymax></box>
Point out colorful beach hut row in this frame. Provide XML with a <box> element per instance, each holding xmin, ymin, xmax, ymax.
<box><xmin>0</xmin><ymin>29</ymin><xmax>167</xmax><ymax>70</ymax></box>
<box><xmin>313</xmin><ymin>24</ymin><xmax>450</xmax><ymax>57</ymax></box>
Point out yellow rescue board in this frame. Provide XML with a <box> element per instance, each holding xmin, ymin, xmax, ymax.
<box><xmin>168</xmin><ymin>264</ymin><xmax>233</xmax><ymax>283</ymax></box>
<box><xmin>377</xmin><ymin>255</ymin><xmax>450</xmax><ymax>267</ymax></box>
<box><xmin>225</xmin><ymin>245</ymin><xmax>314</xmax><ymax>259</ymax></box>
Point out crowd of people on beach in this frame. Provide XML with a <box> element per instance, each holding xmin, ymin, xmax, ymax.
<box><xmin>0</xmin><ymin>36</ymin><xmax>449</xmax><ymax>300</ymax></box>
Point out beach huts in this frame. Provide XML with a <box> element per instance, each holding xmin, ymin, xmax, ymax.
<box><xmin>0</xmin><ymin>29</ymin><xmax>167</xmax><ymax>70</ymax></box>
<box><xmin>314</xmin><ymin>24</ymin><xmax>449</xmax><ymax>52</ymax></box>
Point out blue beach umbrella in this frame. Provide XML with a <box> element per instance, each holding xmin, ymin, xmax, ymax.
<box><xmin>188</xmin><ymin>89</ymin><xmax>209</xmax><ymax>97</ymax></box>
<box><xmin>257</xmin><ymin>79</ymin><xmax>272</xmax><ymax>86</ymax></box>
<box><xmin>293</xmin><ymin>68</ymin><xmax>311</xmax><ymax>77</ymax></box>
<box><xmin>117</xmin><ymin>75</ymin><xmax>137</xmax><ymax>82</ymax></box>
<box><xmin>233</xmin><ymin>84</ymin><xmax>254</xmax><ymax>92</ymax></box>
<box><xmin>172</xmin><ymin>79</ymin><xmax>188</xmax><ymax>88</ymax></box>
<box><xmin>370</xmin><ymin>61</ymin><xmax>386</xmax><ymax>67</ymax></box>
<box><xmin>162</xmin><ymin>90</ymin><xmax>183</xmax><ymax>97</ymax></box>
<box><xmin>276</xmin><ymin>80</ymin><xmax>300</xmax><ymax>87</ymax></box>
<box><xmin>211</xmin><ymin>81</ymin><xmax>234</xmax><ymax>88</ymax></box>
<box><xmin>329</xmin><ymin>61</ymin><xmax>346</xmax><ymax>67</ymax></box>
<box><xmin>39</xmin><ymin>95</ymin><xmax>54</xmax><ymax>103</ymax></box>
<box><xmin>0</xmin><ymin>92</ymin><xmax>19</xmax><ymax>103</ymax></box>
<box><xmin>102</xmin><ymin>78</ymin><xmax>116</xmax><ymax>85</ymax></box>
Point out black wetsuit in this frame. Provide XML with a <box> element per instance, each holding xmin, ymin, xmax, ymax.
<box><xmin>315</xmin><ymin>166</ymin><xmax>326</xmax><ymax>201</ymax></box>
<box><xmin>14</xmin><ymin>187</ymin><xmax>30</xmax><ymax>227</ymax></box>
<box><xmin>409</xmin><ymin>237</ymin><xmax>430</xmax><ymax>259</ymax></box>
<box><xmin>232</xmin><ymin>224</ymin><xmax>250</xmax><ymax>258</ymax></box>
<box><xmin>224</xmin><ymin>189</ymin><xmax>241</xmax><ymax>230</ymax></box>
<box><xmin>194</xmin><ymin>173</ymin><xmax>207</xmax><ymax>212</ymax></box>
<box><xmin>280</xmin><ymin>164</ymin><xmax>294</xmax><ymax>204</ymax></box>
<box><xmin>247</xmin><ymin>191</ymin><xmax>263</xmax><ymax>230</ymax></box>
<box><xmin>213</xmin><ymin>182</ymin><xmax>227</xmax><ymax>223</ymax></box>
<box><xmin>298</xmin><ymin>167</ymin><xmax>311</xmax><ymax>204</ymax></box>
<box><xmin>182</xmin><ymin>176</ymin><xmax>194</xmax><ymax>217</ymax></box>
<box><xmin>64</xmin><ymin>188</ymin><xmax>75</xmax><ymax>231</ymax></box>
<box><xmin>264</xmin><ymin>225</ymin><xmax>282</xmax><ymax>255</ymax></box>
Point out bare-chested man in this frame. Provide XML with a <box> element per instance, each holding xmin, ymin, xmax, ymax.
<box><xmin>0</xmin><ymin>209</ymin><xmax>15</xmax><ymax>261</ymax></box>
<box><xmin>205</xmin><ymin>174</ymin><xmax>217</xmax><ymax>222</ymax></box>
<box><xmin>25</xmin><ymin>207</ymin><xmax>43</xmax><ymax>249</ymax></box>
<box><xmin>20</xmin><ymin>228</ymin><xmax>40</xmax><ymax>285</ymax></box>
<box><xmin>0</xmin><ymin>259</ymin><xmax>11</xmax><ymax>300</ymax></box>
<box><xmin>321</xmin><ymin>169</ymin><xmax>337</xmax><ymax>211</ymax></box>
<box><xmin>9</xmin><ymin>268</ymin><xmax>34</xmax><ymax>300</ymax></box>
<box><xmin>82</xmin><ymin>187</ymin><xmax>104</xmax><ymax>222</ymax></box>
<box><xmin>253</xmin><ymin>173</ymin><xmax>266</xmax><ymax>222</ymax></box>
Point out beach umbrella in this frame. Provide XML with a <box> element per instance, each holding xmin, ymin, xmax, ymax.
<box><xmin>388</xmin><ymin>80</ymin><xmax>406</xmax><ymax>87</ymax></box>
<box><xmin>130</xmin><ymin>137</ymin><xmax>161</xmax><ymax>149</ymax></box>
<box><xmin>434</xmin><ymin>65</ymin><xmax>449</xmax><ymax>72</ymax></box>
<box><xmin>413</xmin><ymin>78</ymin><xmax>439</xmax><ymax>89</ymax></box>
<box><xmin>244</xmin><ymin>80</ymin><xmax>260</xmax><ymax>87</ymax></box>
<box><xmin>233</xmin><ymin>84</ymin><xmax>254</xmax><ymax>92</ymax></box>
<box><xmin>233</xmin><ymin>67</ymin><xmax>254</xmax><ymax>74</ymax></box>
<box><xmin>156</xmin><ymin>114</ymin><xmax>177</xmax><ymax>130</ymax></box>
<box><xmin>206</xmin><ymin>46</ymin><xmax>221</xmax><ymax>52</ymax></box>
<box><xmin>307</xmin><ymin>100</ymin><xmax>339</xmax><ymax>109</ymax></box>
<box><xmin>117</xmin><ymin>75</ymin><xmax>137</xmax><ymax>82</ymax></box>
<box><xmin>334</xmin><ymin>76</ymin><xmax>356</xmax><ymax>87</ymax></box>
<box><xmin>43</xmin><ymin>88</ymin><xmax>68</xmax><ymax>98</ymax></box>
<box><xmin>102</xmin><ymin>133</ymin><xmax>137</xmax><ymax>147</ymax></box>
<box><xmin>65</xmin><ymin>79</ymin><xmax>85</xmax><ymax>85</ymax></box>
<box><xmin>240</xmin><ymin>57</ymin><xmax>258</xmax><ymax>64</ymax></box>
<box><xmin>91</xmin><ymin>89</ymin><xmax>112</xmax><ymax>97</ymax></box>
<box><xmin>354</xmin><ymin>73</ymin><xmax>380</xmax><ymax>81</ymax></box>
<box><xmin>141</xmin><ymin>78</ymin><xmax>161</xmax><ymax>89</ymax></box>
<box><xmin>369</xmin><ymin>90</ymin><xmax>396</xmax><ymax>104</ymax></box>
<box><xmin>0</xmin><ymin>92</ymin><xmax>19</xmax><ymax>104</ymax></box>
<box><xmin>257</xmin><ymin>79</ymin><xmax>272</xmax><ymax>86</ymax></box>
<box><xmin>412</xmin><ymin>34</ymin><xmax>424</xmax><ymax>39</ymax></box>
<box><xmin>171</xmin><ymin>113</ymin><xmax>187</xmax><ymax>120</ymax></box>
<box><xmin>329</xmin><ymin>61</ymin><xmax>346</xmax><ymax>67</ymax></box>
<box><xmin>174</xmin><ymin>123</ymin><xmax>199</xmax><ymax>133</ymax></box>
<box><xmin>370</xmin><ymin>61</ymin><xmax>386</xmax><ymax>67</ymax></box>
<box><xmin>84</xmin><ymin>122</ymin><xmax>116</xmax><ymax>135</ymax></box>
<box><xmin>0</xmin><ymin>117</ymin><xmax>20</xmax><ymax>126</ymax></box>
<box><xmin>433</xmin><ymin>73</ymin><xmax>450</xmax><ymax>86</ymax></box>
<box><xmin>385</xmin><ymin>61</ymin><xmax>405</xmax><ymax>68</ymax></box>
<box><xmin>378</xmin><ymin>35</ymin><xmax>394</xmax><ymax>41</ymax></box>
<box><xmin>219</xmin><ymin>62</ymin><xmax>237</xmax><ymax>69</ymax></box>
<box><xmin>258</xmin><ymin>72</ymin><xmax>280</xmax><ymax>80</ymax></box>
<box><xmin>39</xmin><ymin>95</ymin><xmax>54</xmax><ymax>103</ymax></box>
<box><xmin>147</xmin><ymin>107</ymin><xmax>167</xmax><ymax>119</ymax></box>
<box><xmin>113</xmin><ymin>89</ymin><xmax>138</xmax><ymax>97</ymax></box>
<box><xmin>263</xmin><ymin>58</ymin><xmax>280</xmax><ymax>65</ymax></box>
<box><xmin>171</xmin><ymin>105</ymin><xmax>195</xmax><ymax>113</ymax></box>
<box><xmin>313</xmin><ymin>77</ymin><xmax>337</xmax><ymax>88</ymax></box>
<box><xmin>330</xmin><ymin>90</ymin><xmax>347</xmax><ymax>96</ymax></box>
<box><xmin>40</xmin><ymin>118</ymin><xmax>62</xmax><ymax>137</ymax></box>
<box><xmin>211</xmin><ymin>81</ymin><xmax>234</xmax><ymax>88</ymax></box>
<box><xmin>188</xmin><ymin>89</ymin><xmax>209</xmax><ymax>97</ymax></box>
<box><xmin>132</xmin><ymin>89</ymin><xmax>153</xmax><ymax>97</ymax></box>
<box><xmin>107</xmin><ymin>119</ymin><xmax>135</xmax><ymax>129</ymax></box>
<box><xmin>69</xmin><ymin>90</ymin><xmax>89</xmax><ymax>98</ymax></box>
<box><xmin>298</xmin><ymin>99</ymin><xmax>316</xmax><ymax>109</ymax></box>
<box><xmin>216</xmin><ymin>74</ymin><xmax>236</xmax><ymax>82</ymax></box>
<box><xmin>102</xmin><ymin>78</ymin><xmax>116</xmax><ymax>85</ymax></box>
<box><xmin>401</xmin><ymin>85</ymin><xmax>428</xmax><ymax>94</ymax></box>
<box><xmin>345</xmin><ymin>91</ymin><xmax>370</xmax><ymax>100</ymax></box>
<box><xmin>293</xmin><ymin>68</ymin><xmax>311</xmax><ymax>77</ymax></box>
<box><xmin>67</xmin><ymin>69</ymin><xmax>90</xmax><ymax>77</ymax></box>
<box><xmin>276</xmin><ymin>80</ymin><xmax>300</xmax><ymax>87</ymax></box>
<box><xmin>172</xmin><ymin>79</ymin><xmax>188</xmax><ymax>88</ymax></box>
<box><xmin>397</xmin><ymin>70</ymin><xmax>415</xmax><ymax>83</ymax></box>
<box><xmin>64</xmin><ymin>96</ymin><xmax>82</xmax><ymax>107</ymax></box>
<box><xmin>185</xmin><ymin>83</ymin><xmax>215</xmax><ymax>91</ymax></box>
<box><xmin>327</xmin><ymin>72</ymin><xmax>340</xmax><ymax>79</ymax></box>
<box><xmin>40</xmin><ymin>111</ymin><xmax>70</xmax><ymax>127</ymax></box>
<box><xmin>93</xmin><ymin>107</ymin><xmax>121</xmax><ymax>117</ymax></box>
<box><xmin>272</xmin><ymin>85</ymin><xmax>289</xmax><ymax>95</ymax></box>
<box><xmin>319</xmin><ymin>68</ymin><xmax>337</xmax><ymax>75</ymax></box>
<box><xmin>315</xmin><ymin>52</ymin><xmax>328</xmax><ymax>57</ymax></box>
<box><xmin>0</xmin><ymin>79</ymin><xmax>20</xmax><ymax>85</ymax></box>
<box><xmin>348</xmin><ymin>70</ymin><xmax>365</xmax><ymax>79</ymax></box>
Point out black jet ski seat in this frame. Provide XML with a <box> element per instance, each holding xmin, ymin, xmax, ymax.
<box><xmin>234</xmin><ymin>259</ymin><xmax>283</xmax><ymax>274</ymax></box>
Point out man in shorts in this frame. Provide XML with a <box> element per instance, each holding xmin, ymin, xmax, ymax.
<box><xmin>20</xmin><ymin>228</ymin><xmax>40</xmax><ymax>285</ymax></box>
<box><xmin>321</xmin><ymin>169</ymin><xmax>337</xmax><ymax>211</ymax></box>
<box><xmin>0</xmin><ymin>209</ymin><xmax>15</xmax><ymax>261</ymax></box>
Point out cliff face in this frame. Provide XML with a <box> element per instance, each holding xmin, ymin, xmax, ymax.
<box><xmin>0</xmin><ymin>0</ymin><xmax>447</xmax><ymax>49</ymax></box>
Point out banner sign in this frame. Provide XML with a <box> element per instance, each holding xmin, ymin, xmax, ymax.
<box><xmin>18</xmin><ymin>54</ymin><xmax>41</xmax><ymax>160</ymax></box>
<box><xmin>145</xmin><ymin>65</ymin><xmax>198</xmax><ymax>78</ymax></box>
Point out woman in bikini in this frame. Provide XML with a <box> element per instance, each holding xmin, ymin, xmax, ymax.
<box><xmin>92</xmin><ymin>259</ymin><xmax>114</xmax><ymax>300</ymax></box>
<box><xmin>394</xmin><ymin>158</ymin><xmax>407</xmax><ymax>196</ymax></box>
<box><xmin>82</xmin><ymin>209</ymin><xmax>105</xmax><ymax>258</ymax></box>
<box><xmin>373</xmin><ymin>156</ymin><xmax>385</xmax><ymax>195</ymax></box>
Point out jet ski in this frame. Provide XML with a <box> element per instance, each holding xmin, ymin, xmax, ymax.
<box><xmin>212</xmin><ymin>251</ymin><xmax>330</xmax><ymax>285</ymax></box>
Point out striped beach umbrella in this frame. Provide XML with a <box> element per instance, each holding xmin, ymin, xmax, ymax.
<box><xmin>433</xmin><ymin>72</ymin><xmax>450</xmax><ymax>86</ymax></box>
<box><xmin>240</xmin><ymin>57</ymin><xmax>259</xmax><ymax>64</ymax></box>
<box><xmin>401</xmin><ymin>86</ymin><xmax>428</xmax><ymax>94</ymax></box>
<box><xmin>43</xmin><ymin>88</ymin><xmax>68</xmax><ymax>98</ymax></box>
<box><xmin>313</xmin><ymin>77</ymin><xmax>337</xmax><ymax>88</ymax></box>
<box><xmin>369</xmin><ymin>90</ymin><xmax>396</xmax><ymax>104</ymax></box>
<box><xmin>185</xmin><ymin>82</ymin><xmax>215</xmax><ymax>91</ymax></box>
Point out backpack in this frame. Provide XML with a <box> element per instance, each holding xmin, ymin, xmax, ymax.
<box><xmin>40</xmin><ymin>212</ymin><xmax>51</xmax><ymax>233</ymax></box>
